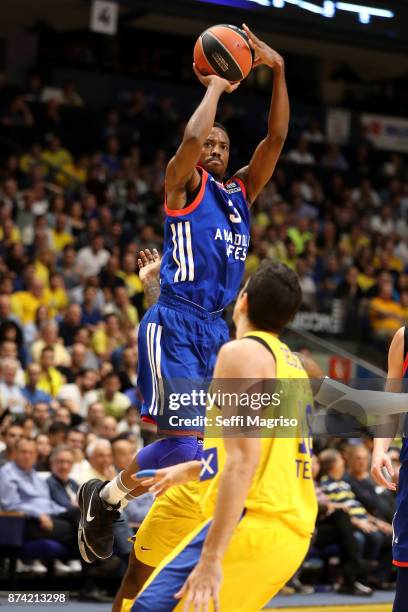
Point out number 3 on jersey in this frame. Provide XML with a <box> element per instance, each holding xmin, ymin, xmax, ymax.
<box><xmin>228</xmin><ymin>199</ymin><xmax>242</xmax><ymax>223</ymax></box>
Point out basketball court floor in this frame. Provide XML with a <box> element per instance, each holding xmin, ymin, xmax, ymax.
<box><xmin>0</xmin><ymin>589</ymin><xmax>395</xmax><ymax>611</ymax></box>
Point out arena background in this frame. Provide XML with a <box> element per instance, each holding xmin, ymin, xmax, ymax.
<box><xmin>0</xmin><ymin>0</ymin><xmax>407</xmax><ymax>610</ymax></box>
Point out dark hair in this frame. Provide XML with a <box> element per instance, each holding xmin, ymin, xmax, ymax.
<box><xmin>111</xmin><ymin>433</ymin><xmax>132</xmax><ymax>445</ymax></box>
<box><xmin>0</xmin><ymin>320</ymin><xmax>23</xmax><ymax>346</ymax></box>
<box><xmin>50</xmin><ymin>444</ymin><xmax>75</xmax><ymax>461</ymax></box>
<box><xmin>102</xmin><ymin>372</ymin><xmax>119</xmax><ymax>384</ymax></box>
<box><xmin>67</xmin><ymin>428</ymin><xmax>85</xmax><ymax>438</ymax></box>
<box><xmin>213</xmin><ymin>122</ymin><xmax>229</xmax><ymax>140</ymax></box>
<box><xmin>41</xmin><ymin>345</ymin><xmax>54</xmax><ymax>356</ymax></box>
<box><xmin>318</xmin><ymin>449</ymin><xmax>340</xmax><ymax>478</ymax></box>
<box><xmin>126</xmin><ymin>405</ymin><xmax>139</xmax><ymax>413</ymax></box>
<box><xmin>48</xmin><ymin>422</ymin><xmax>70</xmax><ymax>437</ymax></box>
<box><xmin>15</xmin><ymin>415</ymin><xmax>34</xmax><ymax>426</ymax></box>
<box><xmin>245</xmin><ymin>260</ymin><xmax>302</xmax><ymax>333</ymax></box>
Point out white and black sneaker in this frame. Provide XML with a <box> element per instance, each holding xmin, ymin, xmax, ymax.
<box><xmin>78</xmin><ymin>479</ymin><xmax>120</xmax><ymax>563</ymax></box>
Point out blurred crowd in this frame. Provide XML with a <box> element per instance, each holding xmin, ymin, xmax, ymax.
<box><xmin>303</xmin><ymin>440</ymin><xmax>398</xmax><ymax>596</ymax></box>
<box><xmin>0</xmin><ymin>72</ymin><xmax>407</xmax><ymax>597</ymax></box>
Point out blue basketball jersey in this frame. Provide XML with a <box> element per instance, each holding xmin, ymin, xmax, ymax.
<box><xmin>160</xmin><ymin>167</ymin><xmax>250</xmax><ymax>312</ymax></box>
<box><xmin>399</xmin><ymin>327</ymin><xmax>408</xmax><ymax>463</ymax></box>
<box><xmin>392</xmin><ymin>327</ymin><xmax>408</xmax><ymax>565</ymax></box>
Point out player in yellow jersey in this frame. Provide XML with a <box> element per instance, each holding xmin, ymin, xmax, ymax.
<box><xmin>121</xmin><ymin>260</ymin><xmax>317</xmax><ymax>611</ymax></box>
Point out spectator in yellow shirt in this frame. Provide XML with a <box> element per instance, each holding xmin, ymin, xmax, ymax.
<box><xmin>56</xmin><ymin>155</ymin><xmax>88</xmax><ymax>188</ymax></box>
<box><xmin>50</xmin><ymin>213</ymin><xmax>73</xmax><ymax>253</ymax></box>
<box><xmin>43</xmin><ymin>272</ymin><xmax>68</xmax><ymax>317</ymax></box>
<box><xmin>84</xmin><ymin>373</ymin><xmax>130</xmax><ymax>420</ymax></box>
<box><xmin>37</xmin><ymin>346</ymin><xmax>65</xmax><ymax>397</ymax></box>
<box><xmin>373</xmin><ymin>250</ymin><xmax>404</xmax><ymax>274</ymax></box>
<box><xmin>92</xmin><ymin>313</ymin><xmax>126</xmax><ymax>360</ymax></box>
<box><xmin>41</xmin><ymin>135</ymin><xmax>72</xmax><ymax>173</ymax></box>
<box><xmin>34</xmin><ymin>248</ymin><xmax>56</xmax><ymax>288</ymax></box>
<box><xmin>19</xmin><ymin>144</ymin><xmax>48</xmax><ymax>176</ymax></box>
<box><xmin>287</xmin><ymin>218</ymin><xmax>313</xmax><ymax>255</ymax></box>
<box><xmin>31</xmin><ymin>321</ymin><xmax>71</xmax><ymax>367</ymax></box>
<box><xmin>339</xmin><ymin>226</ymin><xmax>370</xmax><ymax>257</ymax></box>
<box><xmin>357</xmin><ymin>262</ymin><xmax>376</xmax><ymax>293</ymax></box>
<box><xmin>117</xmin><ymin>252</ymin><xmax>143</xmax><ymax>297</ymax></box>
<box><xmin>281</xmin><ymin>238</ymin><xmax>299</xmax><ymax>271</ymax></box>
<box><xmin>400</xmin><ymin>290</ymin><xmax>408</xmax><ymax>322</ymax></box>
<box><xmin>370</xmin><ymin>276</ymin><xmax>404</xmax><ymax>341</ymax></box>
<box><xmin>0</xmin><ymin>218</ymin><xmax>21</xmax><ymax>245</ymax></box>
<box><xmin>106</xmin><ymin>286</ymin><xmax>139</xmax><ymax>331</ymax></box>
<box><xmin>11</xmin><ymin>277</ymin><xmax>46</xmax><ymax>325</ymax></box>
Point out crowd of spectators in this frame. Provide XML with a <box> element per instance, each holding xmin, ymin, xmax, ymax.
<box><xmin>0</xmin><ymin>70</ymin><xmax>407</xmax><ymax>598</ymax></box>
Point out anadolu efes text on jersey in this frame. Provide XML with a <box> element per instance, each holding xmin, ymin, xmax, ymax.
<box><xmin>161</xmin><ymin>168</ymin><xmax>251</xmax><ymax>312</ymax></box>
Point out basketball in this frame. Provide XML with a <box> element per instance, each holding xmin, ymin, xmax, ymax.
<box><xmin>193</xmin><ymin>24</ymin><xmax>254</xmax><ymax>82</ymax></box>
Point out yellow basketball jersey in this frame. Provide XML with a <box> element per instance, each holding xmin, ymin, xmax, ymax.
<box><xmin>199</xmin><ymin>331</ymin><xmax>317</xmax><ymax>538</ymax></box>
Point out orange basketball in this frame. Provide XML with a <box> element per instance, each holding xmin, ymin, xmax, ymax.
<box><xmin>193</xmin><ymin>24</ymin><xmax>254</xmax><ymax>82</ymax></box>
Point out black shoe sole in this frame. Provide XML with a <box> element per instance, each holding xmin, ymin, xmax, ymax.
<box><xmin>78</xmin><ymin>484</ymin><xmax>97</xmax><ymax>563</ymax></box>
<box><xmin>78</xmin><ymin>525</ymin><xmax>96</xmax><ymax>564</ymax></box>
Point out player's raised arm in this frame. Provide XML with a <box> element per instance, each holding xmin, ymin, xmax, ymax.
<box><xmin>235</xmin><ymin>24</ymin><xmax>289</xmax><ymax>205</ymax></box>
<box><xmin>371</xmin><ymin>326</ymin><xmax>404</xmax><ymax>490</ymax></box>
<box><xmin>138</xmin><ymin>249</ymin><xmax>161</xmax><ymax>308</ymax></box>
<box><xmin>166</xmin><ymin>68</ymin><xmax>239</xmax><ymax>210</ymax></box>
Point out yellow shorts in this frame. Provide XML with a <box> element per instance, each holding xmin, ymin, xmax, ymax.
<box><xmin>124</xmin><ymin>512</ymin><xmax>310</xmax><ymax>612</ymax></box>
<box><xmin>134</xmin><ymin>480</ymin><xmax>203</xmax><ymax>568</ymax></box>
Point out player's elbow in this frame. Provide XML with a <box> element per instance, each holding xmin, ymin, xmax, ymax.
<box><xmin>266</xmin><ymin>131</ymin><xmax>287</xmax><ymax>146</ymax></box>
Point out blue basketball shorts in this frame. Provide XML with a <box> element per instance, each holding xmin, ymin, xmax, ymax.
<box><xmin>137</xmin><ymin>293</ymin><xmax>230</xmax><ymax>434</ymax></box>
<box><xmin>137</xmin><ymin>437</ymin><xmax>204</xmax><ymax>470</ymax></box>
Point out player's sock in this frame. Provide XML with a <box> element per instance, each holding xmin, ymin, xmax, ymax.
<box><xmin>118</xmin><ymin>490</ymin><xmax>142</xmax><ymax>510</ymax></box>
<box><xmin>99</xmin><ymin>472</ymin><xmax>133</xmax><ymax>505</ymax></box>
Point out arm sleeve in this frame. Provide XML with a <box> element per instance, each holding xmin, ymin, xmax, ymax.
<box><xmin>313</xmin><ymin>377</ymin><xmax>408</xmax><ymax>417</ymax></box>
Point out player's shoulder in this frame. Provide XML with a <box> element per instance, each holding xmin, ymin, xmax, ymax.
<box><xmin>389</xmin><ymin>326</ymin><xmax>405</xmax><ymax>357</ymax></box>
<box><xmin>218</xmin><ymin>337</ymin><xmax>275</xmax><ymax>367</ymax></box>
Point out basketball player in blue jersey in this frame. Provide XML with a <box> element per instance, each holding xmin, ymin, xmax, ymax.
<box><xmin>372</xmin><ymin>326</ymin><xmax>408</xmax><ymax>612</ymax></box>
<box><xmin>77</xmin><ymin>24</ymin><xmax>289</xmax><ymax>566</ymax></box>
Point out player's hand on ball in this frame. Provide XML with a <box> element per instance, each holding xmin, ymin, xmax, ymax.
<box><xmin>242</xmin><ymin>24</ymin><xmax>284</xmax><ymax>72</ymax></box>
<box><xmin>175</xmin><ymin>557</ymin><xmax>222</xmax><ymax>612</ymax></box>
<box><xmin>193</xmin><ymin>64</ymin><xmax>240</xmax><ymax>94</ymax></box>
